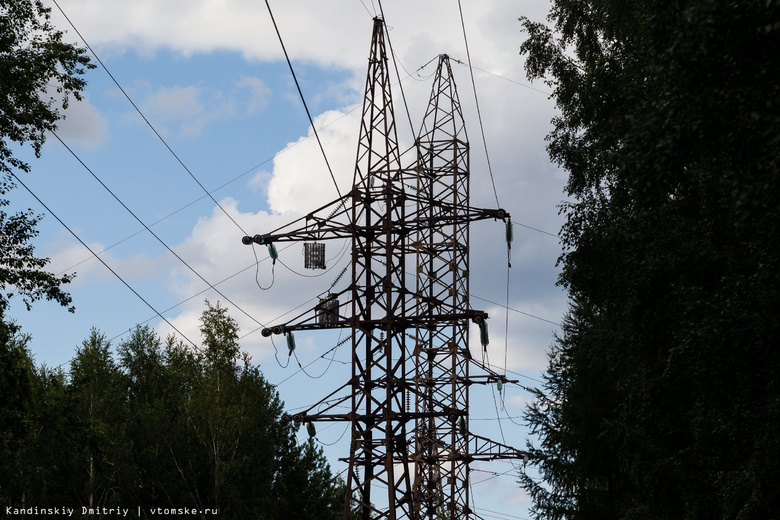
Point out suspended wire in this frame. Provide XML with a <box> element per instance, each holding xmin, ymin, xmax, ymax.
<box><xmin>260</xmin><ymin>0</ymin><xmax>344</xmax><ymax>201</ymax></box>
<box><xmin>255</xmin><ymin>258</ymin><xmax>276</xmax><ymax>290</ymax></box>
<box><xmin>377</xmin><ymin>0</ymin><xmax>417</xmax><ymax>139</ymax></box>
<box><xmin>456</xmin><ymin>0</ymin><xmax>500</xmax><ymax>209</ymax></box>
<box><xmin>505</xmin><ymin>368</ymin><xmax>545</xmax><ymax>386</ymax></box>
<box><xmin>108</xmin><ymin>261</ymin><xmax>259</xmax><ymax>343</ymax></box>
<box><xmin>49</xmin><ymin>133</ymin><xmax>304</xmax><ymax>368</ymax></box>
<box><xmin>357</xmin><ymin>0</ymin><xmax>375</xmax><ymax>17</ymax></box>
<box><xmin>471</xmin><ymin>468</ymin><xmax>521</xmax><ymax>487</ymax></box>
<box><xmin>52</xmin><ymin>132</ymin><xmax>262</xmax><ymax>317</ymax></box>
<box><xmin>513</xmin><ymin>220</ymin><xmax>558</xmax><ymax>238</ymax></box>
<box><xmin>315</xmin><ymin>422</ymin><xmax>351</xmax><ymax>446</ymax></box>
<box><xmin>270</xmin><ymin>335</ymin><xmax>292</xmax><ymax>368</ymax></box>
<box><xmin>291</xmin><ymin>330</ymin><xmax>350</xmax><ymax>380</ymax></box>
<box><xmin>103</xmin><ymin>242</ymin><xmax>296</xmax><ymax>347</ymax></box>
<box><xmin>396</xmin><ymin>55</ymin><xmax>438</xmax><ymax>82</ymax></box>
<box><xmin>475</xmin><ymin>506</ymin><xmax>531</xmax><ymax>520</ymax></box>
<box><xmin>49</xmin><ymin>0</ymin><xmax>274</xmax><ymax>298</ymax></box>
<box><xmin>470</xmin><ymin>294</ymin><xmax>562</xmax><ymax>327</ymax></box>
<box><xmin>450</xmin><ymin>58</ymin><xmax>551</xmax><ymax>96</ymax></box>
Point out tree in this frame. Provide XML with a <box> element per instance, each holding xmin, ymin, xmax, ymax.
<box><xmin>69</xmin><ymin>330</ymin><xmax>134</xmax><ymax>511</ymax></box>
<box><xmin>117</xmin><ymin>302</ymin><xmax>345</xmax><ymax>519</ymax></box>
<box><xmin>2</xmin><ymin>302</ymin><xmax>346</xmax><ymax>517</ymax></box>
<box><xmin>1</xmin><ymin>0</ymin><xmax>93</xmax><ymax>316</ymax></box>
<box><xmin>518</xmin><ymin>1</ymin><xmax>780</xmax><ymax>519</ymax></box>
<box><xmin>0</xmin><ymin>321</ymin><xmax>35</xmax><ymax>508</ymax></box>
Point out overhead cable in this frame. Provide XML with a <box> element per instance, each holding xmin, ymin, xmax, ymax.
<box><xmin>456</xmin><ymin>0</ymin><xmax>500</xmax><ymax>208</ymax></box>
<box><xmin>377</xmin><ymin>0</ymin><xmax>417</xmax><ymax>139</ymax></box>
<box><xmin>470</xmin><ymin>294</ymin><xmax>562</xmax><ymax>327</ymax></box>
<box><xmin>260</xmin><ymin>0</ymin><xmax>344</xmax><ymax>200</ymax></box>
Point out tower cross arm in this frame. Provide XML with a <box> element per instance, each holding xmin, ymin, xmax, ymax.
<box><xmin>240</xmin><ymin>192</ymin><xmax>354</xmax><ymax>245</ymax></box>
<box><xmin>465</xmin><ymin>432</ymin><xmax>533</xmax><ymax>462</ymax></box>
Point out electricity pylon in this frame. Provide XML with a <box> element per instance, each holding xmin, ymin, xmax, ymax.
<box><xmin>242</xmin><ymin>17</ymin><xmax>528</xmax><ymax>520</ymax></box>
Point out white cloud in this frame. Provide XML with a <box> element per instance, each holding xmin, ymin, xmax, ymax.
<box><xmin>236</xmin><ymin>76</ymin><xmax>272</xmax><ymax>115</ymax></box>
<box><xmin>45</xmin><ymin>88</ymin><xmax>109</xmax><ymax>149</ymax></box>
<box><xmin>143</xmin><ymin>85</ymin><xmax>203</xmax><ymax>120</ymax></box>
<box><xmin>264</xmin><ymin>108</ymin><xmax>359</xmax><ymax>215</ymax></box>
<box><xmin>46</xmin><ymin>233</ymin><xmax>173</xmax><ymax>288</ymax></box>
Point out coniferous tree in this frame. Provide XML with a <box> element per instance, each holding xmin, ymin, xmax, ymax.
<box><xmin>518</xmin><ymin>1</ymin><xmax>780</xmax><ymax>519</ymax></box>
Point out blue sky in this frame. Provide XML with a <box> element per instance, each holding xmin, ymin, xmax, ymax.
<box><xmin>9</xmin><ymin>0</ymin><xmax>566</xmax><ymax>517</ymax></box>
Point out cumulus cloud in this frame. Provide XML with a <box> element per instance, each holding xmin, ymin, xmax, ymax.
<box><xmin>236</xmin><ymin>76</ymin><xmax>272</xmax><ymax>115</ymax></box>
<box><xmin>46</xmin><ymin>89</ymin><xmax>109</xmax><ymax>149</ymax></box>
<box><xmin>264</xmin><ymin>108</ymin><xmax>359</xmax><ymax>215</ymax></box>
<box><xmin>46</xmin><ymin>232</ymin><xmax>174</xmax><ymax>288</ymax></box>
<box><xmin>137</xmin><ymin>84</ymin><xmax>231</xmax><ymax>138</ymax></box>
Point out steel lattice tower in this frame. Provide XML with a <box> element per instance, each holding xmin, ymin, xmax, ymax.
<box><xmin>242</xmin><ymin>18</ymin><xmax>528</xmax><ymax>520</ymax></box>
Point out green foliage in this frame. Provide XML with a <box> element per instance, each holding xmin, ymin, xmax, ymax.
<box><xmin>0</xmin><ymin>321</ymin><xmax>34</xmax><ymax>505</ymax></box>
<box><xmin>0</xmin><ymin>0</ymin><xmax>92</xmax><ymax>315</ymax></box>
<box><xmin>1</xmin><ymin>302</ymin><xmax>344</xmax><ymax>518</ymax></box>
<box><xmin>519</xmin><ymin>1</ymin><xmax>780</xmax><ymax>519</ymax></box>
<box><xmin>0</xmin><ymin>0</ymin><xmax>93</xmax><ymax>179</ymax></box>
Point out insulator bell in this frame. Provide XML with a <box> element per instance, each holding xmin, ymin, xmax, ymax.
<box><xmin>479</xmin><ymin>320</ymin><xmax>489</xmax><ymax>350</ymax></box>
<box><xmin>286</xmin><ymin>332</ymin><xmax>296</xmax><ymax>355</ymax></box>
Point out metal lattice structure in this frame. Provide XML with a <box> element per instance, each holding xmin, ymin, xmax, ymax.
<box><xmin>241</xmin><ymin>18</ymin><xmax>528</xmax><ymax>520</ymax></box>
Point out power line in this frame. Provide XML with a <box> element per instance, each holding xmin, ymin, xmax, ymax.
<box><xmin>456</xmin><ymin>0</ymin><xmax>500</xmax><ymax>209</ymax></box>
<box><xmin>357</xmin><ymin>0</ymin><xmax>375</xmax><ymax>17</ymax></box>
<box><xmin>450</xmin><ymin>58</ymin><xmax>551</xmax><ymax>96</ymax></box>
<box><xmin>475</xmin><ymin>507</ymin><xmax>531</xmax><ymax>520</ymax></box>
<box><xmin>471</xmin><ymin>294</ymin><xmax>562</xmax><ymax>327</ymax></box>
<box><xmin>377</xmin><ymin>0</ymin><xmax>416</xmax><ymax>139</ymax></box>
<box><xmin>260</xmin><ymin>0</ymin><xmax>344</xmax><ymax>201</ymax></box>
<box><xmin>513</xmin><ymin>220</ymin><xmax>558</xmax><ymax>238</ymax></box>
<box><xmin>53</xmin><ymin>105</ymin><xmax>361</xmax><ymax>279</ymax></box>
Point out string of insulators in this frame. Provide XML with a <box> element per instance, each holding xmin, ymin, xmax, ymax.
<box><xmin>497</xmin><ymin>379</ymin><xmax>504</xmax><ymax>393</ymax></box>
<box><xmin>330</xmin><ymin>266</ymin><xmax>348</xmax><ymax>290</ymax></box>
<box><xmin>286</xmin><ymin>332</ymin><xmax>296</xmax><ymax>356</ymax></box>
<box><xmin>306</xmin><ymin>421</ymin><xmax>316</xmax><ymax>438</ymax></box>
<box><xmin>267</xmin><ymin>243</ymin><xmax>278</xmax><ymax>264</ymax></box>
<box><xmin>336</xmin><ymin>334</ymin><xmax>353</xmax><ymax>348</ymax></box>
<box><xmin>327</xmin><ymin>199</ymin><xmax>346</xmax><ymax>219</ymax></box>
<box><xmin>479</xmin><ymin>319</ymin><xmax>489</xmax><ymax>350</ymax></box>
<box><xmin>458</xmin><ymin>416</ymin><xmax>468</xmax><ymax>440</ymax></box>
<box><xmin>505</xmin><ymin>220</ymin><xmax>513</xmax><ymax>268</ymax></box>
